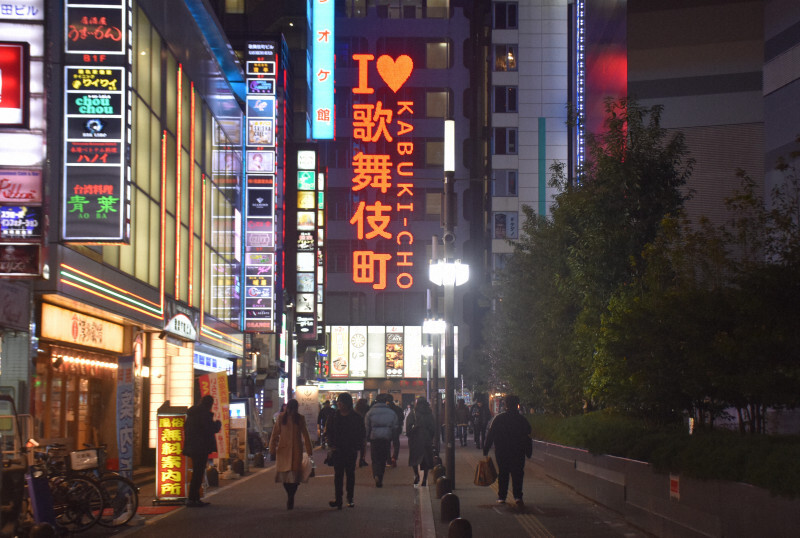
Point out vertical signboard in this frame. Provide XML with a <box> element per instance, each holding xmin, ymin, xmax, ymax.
<box><xmin>330</xmin><ymin>325</ymin><xmax>348</xmax><ymax>378</ymax></box>
<box><xmin>385</xmin><ymin>325</ymin><xmax>404</xmax><ymax>377</ymax></box>
<box><xmin>311</xmin><ymin>0</ymin><xmax>334</xmax><ymax>139</ymax></box>
<box><xmin>62</xmin><ymin>0</ymin><xmax>131</xmax><ymax>242</ymax></box>
<box><xmin>155</xmin><ymin>412</ymin><xmax>188</xmax><ymax>501</ymax></box>
<box><xmin>117</xmin><ymin>354</ymin><xmax>134</xmax><ymax>478</ymax></box>
<box><xmin>348</xmin><ymin>53</ymin><xmax>417</xmax><ymax>292</ymax></box>
<box><xmin>0</xmin><ymin>169</ymin><xmax>42</xmax><ymax>276</ymax></box>
<box><xmin>295</xmin><ymin>149</ymin><xmax>322</xmax><ymax>340</ymax></box>
<box><xmin>243</xmin><ymin>42</ymin><xmax>278</xmax><ymax>332</ymax></box>
<box><xmin>348</xmin><ymin>325</ymin><xmax>367</xmax><ymax>378</ymax></box>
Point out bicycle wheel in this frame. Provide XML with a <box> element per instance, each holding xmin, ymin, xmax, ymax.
<box><xmin>50</xmin><ymin>476</ymin><xmax>104</xmax><ymax>532</ymax></box>
<box><xmin>97</xmin><ymin>474</ymin><xmax>139</xmax><ymax>527</ymax></box>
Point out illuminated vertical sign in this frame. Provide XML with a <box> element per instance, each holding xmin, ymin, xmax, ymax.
<box><xmin>155</xmin><ymin>413</ymin><xmax>188</xmax><ymax>501</ymax></box>
<box><xmin>295</xmin><ymin>149</ymin><xmax>321</xmax><ymax>340</ymax></box>
<box><xmin>311</xmin><ymin>0</ymin><xmax>334</xmax><ymax>139</ymax></box>
<box><xmin>349</xmin><ymin>54</ymin><xmax>416</xmax><ymax>293</ymax></box>
<box><xmin>62</xmin><ymin>0</ymin><xmax>131</xmax><ymax>242</ymax></box>
<box><xmin>348</xmin><ymin>325</ymin><xmax>367</xmax><ymax>378</ymax></box>
<box><xmin>330</xmin><ymin>325</ymin><xmax>348</xmax><ymax>378</ymax></box>
<box><xmin>385</xmin><ymin>325</ymin><xmax>404</xmax><ymax>377</ymax></box>
<box><xmin>243</xmin><ymin>41</ymin><xmax>278</xmax><ymax>332</ymax></box>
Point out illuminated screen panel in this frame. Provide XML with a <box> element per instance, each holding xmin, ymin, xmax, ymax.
<box><xmin>348</xmin><ymin>325</ymin><xmax>367</xmax><ymax>378</ymax></box>
<box><xmin>61</xmin><ymin>0</ymin><xmax>131</xmax><ymax>243</ymax></box>
<box><xmin>295</xmin><ymin>149</ymin><xmax>321</xmax><ymax>340</ymax></box>
<box><xmin>385</xmin><ymin>325</ymin><xmax>404</xmax><ymax>378</ymax></box>
<box><xmin>311</xmin><ymin>0</ymin><xmax>334</xmax><ymax>139</ymax></box>
<box><xmin>349</xmin><ymin>53</ymin><xmax>416</xmax><ymax>293</ymax></box>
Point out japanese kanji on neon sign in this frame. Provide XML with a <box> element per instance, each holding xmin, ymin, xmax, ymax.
<box><xmin>349</xmin><ymin>54</ymin><xmax>415</xmax><ymax>291</ymax></box>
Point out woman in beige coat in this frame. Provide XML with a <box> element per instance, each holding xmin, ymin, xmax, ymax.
<box><xmin>269</xmin><ymin>398</ymin><xmax>313</xmax><ymax>509</ymax></box>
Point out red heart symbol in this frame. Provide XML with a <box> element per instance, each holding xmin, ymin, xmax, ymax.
<box><xmin>377</xmin><ymin>54</ymin><xmax>414</xmax><ymax>93</ymax></box>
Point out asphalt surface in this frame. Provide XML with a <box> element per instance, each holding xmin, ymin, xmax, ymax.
<box><xmin>79</xmin><ymin>437</ymin><xmax>650</xmax><ymax>537</ymax></box>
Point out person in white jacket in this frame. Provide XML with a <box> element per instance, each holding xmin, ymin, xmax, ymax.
<box><xmin>364</xmin><ymin>394</ymin><xmax>398</xmax><ymax>487</ymax></box>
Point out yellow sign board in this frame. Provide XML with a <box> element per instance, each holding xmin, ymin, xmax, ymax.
<box><xmin>41</xmin><ymin>303</ymin><xmax>124</xmax><ymax>353</ymax></box>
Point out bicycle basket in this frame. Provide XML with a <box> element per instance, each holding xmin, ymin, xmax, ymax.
<box><xmin>69</xmin><ymin>448</ymin><xmax>99</xmax><ymax>471</ymax></box>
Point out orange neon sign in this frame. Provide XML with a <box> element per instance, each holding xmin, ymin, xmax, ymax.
<box><xmin>349</xmin><ymin>54</ymin><xmax>415</xmax><ymax>290</ymax></box>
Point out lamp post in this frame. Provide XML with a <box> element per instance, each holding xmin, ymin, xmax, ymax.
<box><xmin>428</xmin><ymin>118</ymin><xmax>469</xmax><ymax>490</ymax></box>
<box><xmin>423</xmin><ymin>312</ymin><xmax>446</xmax><ymax>453</ymax></box>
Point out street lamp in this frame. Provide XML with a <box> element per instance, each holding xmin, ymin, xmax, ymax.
<box><xmin>428</xmin><ymin>118</ymin><xmax>469</xmax><ymax>491</ymax></box>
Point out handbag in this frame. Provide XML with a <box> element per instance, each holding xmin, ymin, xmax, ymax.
<box><xmin>300</xmin><ymin>453</ymin><xmax>314</xmax><ymax>483</ymax></box>
<box><xmin>474</xmin><ymin>456</ymin><xmax>497</xmax><ymax>487</ymax></box>
<box><xmin>323</xmin><ymin>448</ymin><xmax>335</xmax><ymax>466</ymax></box>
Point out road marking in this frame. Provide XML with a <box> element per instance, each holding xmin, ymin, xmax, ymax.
<box><xmin>416</xmin><ymin>482</ymin><xmax>436</xmax><ymax>538</ymax></box>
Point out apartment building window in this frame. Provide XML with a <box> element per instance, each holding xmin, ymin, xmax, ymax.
<box><xmin>493</xmin><ymin>212</ymin><xmax>518</xmax><ymax>239</ymax></box>
<box><xmin>426</xmin><ymin>0</ymin><xmax>449</xmax><ymax>18</ymax></box>
<box><xmin>493</xmin><ymin>86</ymin><xmax>517</xmax><ymax>112</ymax></box>
<box><xmin>494</xmin><ymin>45</ymin><xmax>517</xmax><ymax>71</ymax></box>
<box><xmin>493</xmin><ymin>128</ymin><xmax>517</xmax><ymax>154</ymax></box>
<box><xmin>425</xmin><ymin>190</ymin><xmax>442</xmax><ymax>219</ymax></box>
<box><xmin>225</xmin><ymin>0</ymin><xmax>244</xmax><ymax>14</ymax></box>
<box><xmin>427</xmin><ymin>42</ymin><xmax>450</xmax><ymax>69</ymax></box>
<box><xmin>338</xmin><ymin>0</ymin><xmax>367</xmax><ymax>17</ymax></box>
<box><xmin>492</xmin><ymin>170</ymin><xmax>518</xmax><ymax>196</ymax></box>
<box><xmin>494</xmin><ymin>2</ymin><xmax>518</xmax><ymax>29</ymax></box>
<box><xmin>426</xmin><ymin>90</ymin><xmax>450</xmax><ymax>118</ymax></box>
<box><xmin>426</xmin><ymin>140</ymin><xmax>444</xmax><ymax>166</ymax></box>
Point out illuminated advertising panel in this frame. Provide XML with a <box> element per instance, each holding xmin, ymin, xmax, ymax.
<box><xmin>0</xmin><ymin>205</ymin><xmax>42</xmax><ymax>240</ymax></box>
<box><xmin>243</xmin><ymin>41</ymin><xmax>278</xmax><ymax>332</ymax></box>
<box><xmin>403</xmin><ymin>325</ymin><xmax>422</xmax><ymax>378</ymax></box>
<box><xmin>348</xmin><ymin>325</ymin><xmax>367</xmax><ymax>378</ymax></box>
<box><xmin>0</xmin><ymin>1</ymin><xmax>44</xmax><ymax>21</ymax></box>
<box><xmin>330</xmin><ymin>325</ymin><xmax>348</xmax><ymax>378</ymax></box>
<box><xmin>155</xmin><ymin>413</ymin><xmax>188</xmax><ymax>501</ymax></box>
<box><xmin>311</xmin><ymin>0</ymin><xmax>334</xmax><ymax>139</ymax></box>
<box><xmin>0</xmin><ymin>42</ymin><xmax>28</xmax><ymax>126</ymax></box>
<box><xmin>0</xmin><ymin>169</ymin><xmax>41</xmax><ymax>203</ymax></box>
<box><xmin>385</xmin><ymin>326</ymin><xmax>404</xmax><ymax>377</ymax></box>
<box><xmin>349</xmin><ymin>54</ymin><xmax>416</xmax><ymax>294</ymax></box>
<box><xmin>62</xmin><ymin>0</ymin><xmax>131</xmax><ymax>243</ymax></box>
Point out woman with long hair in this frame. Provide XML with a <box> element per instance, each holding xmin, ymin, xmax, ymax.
<box><xmin>324</xmin><ymin>393</ymin><xmax>366</xmax><ymax>509</ymax></box>
<box><xmin>268</xmin><ymin>399</ymin><xmax>313</xmax><ymax>509</ymax></box>
<box><xmin>406</xmin><ymin>397</ymin><xmax>435</xmax><ymax>486</ymax></box>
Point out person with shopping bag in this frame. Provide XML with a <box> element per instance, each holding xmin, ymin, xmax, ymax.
<box><xmin>483</xmin><ymin>394</ymin><xmax>532</xmax><ymax>509</ymax></box>
<box><xmin>324</xmin><ymin>392</ymin><xmax>366</xmax><ymax>509</ymax></box>
<box><xmin>268</xmin><ymin>398</ymin><xmax>313</xmax><ymax>510</ymax></box>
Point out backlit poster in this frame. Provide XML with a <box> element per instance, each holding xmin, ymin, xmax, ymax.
<box><xmin>367</xmin><ymin>326</ymin><xmax>386</xmax><ymax>378</ymax></box>
<box><xmin>385</xmin><ymin>326</ymin><xmax>404</xmax><ymax>377</ymax></box>
<box><xmin>0</xmin><ymin>42</ymin><xmax>27</xmax><ymax>126</ymax></box>
<box><xmin>330</xmin><ymin>325</ymin><xmax>348</xmax><ymax>378</ymax></box>
<box><xmin>348</xmin><ymin>325</ymin><xmax>367</xmax><ymax>378</ymax></box>
<box><xmin>403</xmin><ymin>325</ymin><xmax>422</xmax><ymax>378</ymax></box>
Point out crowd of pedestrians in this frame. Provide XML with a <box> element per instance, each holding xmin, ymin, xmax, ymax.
<box><xmin>264</xmin><ymin>391</ymin><xmax>531</xmax><ymax>512</ymax></box>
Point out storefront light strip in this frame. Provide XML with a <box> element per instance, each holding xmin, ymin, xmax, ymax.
<box><xmin>200</xmin><ymin>325</ymin><xmax>240</xmax><ymax>347</ymax></box>
<box><xmin>188</xmin><ymin>83</ymin><xmax>196</xmax><ymax>307</ymax></box>
<box><xmin>60</xmin><ymin>266</ymin><xmax>162</xmax><ymax>318</ymax></box>
<box><xmin>175</xmin><ymin>64</ymin><xmax>183</xmax><ymax>299</ymax></box>
<box><xmin>160</xmin><ymin>131</ymin><xmax>167</xmax><ymax>310</ymax></box>
<box><xmin>53</xmin><ymin>354</ymin><xmax>119</xmax><ymax>370</ymax></box>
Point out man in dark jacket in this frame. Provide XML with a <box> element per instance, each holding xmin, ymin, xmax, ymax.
<box><xmin>317</xmin><ymin>400</ymin><xmax>336</xmax><ymax>447</ymax></box>
<box><xmin>483</xmin><ymin>394</ymin><xmax>532</xmax><ymax>509</ymax></box>
<box><xmin>183</xmin><ymin>395</ymin><xmax>222</xmax><ymax>507</ymax></box>
<box><xmin>471</xmin><ymin>399</ymin><xmax>491</xmax><ymax>449</ymax></box>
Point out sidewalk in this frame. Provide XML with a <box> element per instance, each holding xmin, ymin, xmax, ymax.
<box><xmin>80</xmin><ymin>439</ymin><xmax>650</xmax><ymax>537</ymax></box>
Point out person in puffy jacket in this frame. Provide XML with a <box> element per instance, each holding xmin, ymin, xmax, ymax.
<box><xmin>483</xmin><ymin>394</ymin><xmax>532</xmax><ymax>509</ymax></box>
<box><xmin>364</xmin><ymin>394</ymin><xmax>398</xmax><ymax>487</ymax></box>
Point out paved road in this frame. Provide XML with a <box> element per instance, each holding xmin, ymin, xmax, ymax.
<box><xmin>84</xmin><ymin>438</ymin><xmax>650</xmax><ymax>537</ymax></box>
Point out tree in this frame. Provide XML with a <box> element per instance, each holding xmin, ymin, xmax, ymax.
<box><xmin>485</xmin><ymin>98</ymin><xmax>693</xmax><ymax>414</ymax></box>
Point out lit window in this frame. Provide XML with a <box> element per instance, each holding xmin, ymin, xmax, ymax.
<box><xmin>494</xmin><ymin>45</ymin><xmax>517</xmax><ymax>72</ymax></box>
<box><xmin>426</xmin><ymin>42</ymin><xmax>450</xmax><ymax>69</ymax></box>
<box><xmin>225</xmin><ymin>0</ymin><xmax>244</xmax><ymax>14</ymax></box>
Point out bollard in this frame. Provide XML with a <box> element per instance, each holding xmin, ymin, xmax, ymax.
<box><xmin>432</xmin><ymin>464</ymin><xmax>446</xmax><ymax>483</ymax></box>
<box><xmin>447</xmin><ymin>517</ymin><xmax>472</xmax><ymax>538</ymax></box>
<box><xmin>440</xmin><ymin>492</ymin><xmax>460</xmax><ymax>522</ymax></box>
<box><xmin>436</xmin><ymin>476</ymin><xmax>452</xmax><ymax>498</ymax></box>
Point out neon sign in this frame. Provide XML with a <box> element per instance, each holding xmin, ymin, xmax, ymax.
<box><xmin>311</xmin><ymin>0</ymin><xmax>334</xmax><ymax>139</ymax></box>
<box><xmin>349</xmin><ymin>54</ymin><xmax>416</xmax><ymax>291</ymax></box>
<box><xmin>0</xmin><ymin>42</ymin><xmax>27</xmax><ymax>126</ymax></box>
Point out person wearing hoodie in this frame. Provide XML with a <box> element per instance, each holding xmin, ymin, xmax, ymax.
<box><xmin>364</xmin><ymin>394</ymin><xmax>398</xmax><ymax>487</ymax></box>
<box><xmin>183</xmin><ymin>395</ymin><xmax>221</xmax><ymax>507</ymax></box>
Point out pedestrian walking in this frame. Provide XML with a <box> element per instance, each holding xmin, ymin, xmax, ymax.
<box><xmin>387</xmin><ymin>396</ymin><xmax>404</xmax><ymax>467</ymax></box>
<box><xmin>406</xmin><ymin>397</ymin><xmax>435</xmax><ymax>486</ymax></box>
<box><xmin>354</xmin><ymin>397</ymin><xmax>370</xmax><ymax>467</ymax></box>
<box><xmin>483</xmin><ymin>394</ymin><xmax>532</xmax><ymax>509</ymax></box>
<box><xmin>455</xmin><ymin>399</ymin><xmax>470</xmax><ymax>447</ymax></box>
<box><xmin>268</xmin><ymin>398</ymin><xmax>313</xmax><ymax>510</ymax></box>
<box><xmin>471</xmin><ymin>398</ymin><xmax>491</xmax><ymax>449</ymax></box>
<box><xmin>324</xmin><ymin>393</ymin><xmax>366</xmax><ymax>509</ymax></box>
<box><xmin>364</xmin><ymin>394</ymin><xmax>398</xmax><ymax>487</ymax></box>
<box><xmin>183</xmin><ymin>395</ymin><xmax>222</xmax><ymax>507</ymax></box>
<box><xmin>317</xmin><ymin>400</ymin><xmax>336</xmax><ymax>447</ymax></box>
